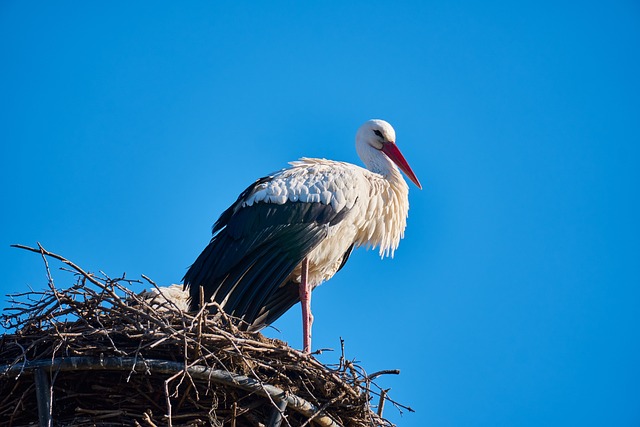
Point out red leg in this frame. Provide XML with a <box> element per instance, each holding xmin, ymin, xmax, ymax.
<box><xmin>299</xmin><ymin>257</ymin><xmax>313</xmax><ymax>353</ymax></box>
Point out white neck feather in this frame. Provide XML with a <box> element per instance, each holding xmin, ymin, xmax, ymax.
<box><xmin>354</xmin><ymin>139</ymin><xmax>410</xmax><ymax>258</ymax></box>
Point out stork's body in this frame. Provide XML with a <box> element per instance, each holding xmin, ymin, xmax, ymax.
<box><xmin>184</xmin><ymin>119</ymin><xmax>421</xmax><ymax>352</ymax></box>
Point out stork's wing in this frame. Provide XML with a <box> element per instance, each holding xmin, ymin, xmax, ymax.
<box><xmin>245</xmin><ymin>241</ymin><xmax>356</xmax><ymax>330</ymax></box>
<box><xmin>183</xmin><ymin>176</ymin><xmax>350</xmax><ymax>330</ymax></box>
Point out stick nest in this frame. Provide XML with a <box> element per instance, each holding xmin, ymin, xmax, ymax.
<box><xmin>1</xmin><ymin>245</ymin><xmax>410</xmax><ymax>426</ymax></box>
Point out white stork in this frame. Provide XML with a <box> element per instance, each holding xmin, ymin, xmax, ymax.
<box><xmin>184</xmin><ymin>119</ymin><xmax>421</xmax><ymax>353</ymax></box>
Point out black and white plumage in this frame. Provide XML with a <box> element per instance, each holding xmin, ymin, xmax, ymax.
<box><xmin>184</xmin><ymin>119</ymin><xmax>421</xmax><ymax>352</ymax></box>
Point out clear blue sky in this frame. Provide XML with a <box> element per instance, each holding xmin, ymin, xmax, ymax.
<box><xmin>1</xmin><ymin>2</ymin><xmax>639</xmax><ymax>426</ymax></box>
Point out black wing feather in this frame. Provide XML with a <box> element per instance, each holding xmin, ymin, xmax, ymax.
<box><xmin>247</xmin><ymin>242</ymin><xmax>356</xmax><ymax>329</ymax></box>
<box><xmin>184</xmin><ymin>176</ymin><xmax>350</xmax><ymax>330</ymax></box>
<box><xmin>336</xmin><ymin>242</ymin><xmax>355</xmax><ymax>273</ymax></box>
<box><xmin>247</xmin><ymin>280</ymin><xmax>299</xmax><ymax>330</ymax></box>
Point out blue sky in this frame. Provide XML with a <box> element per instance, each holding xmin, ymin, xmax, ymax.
<box><xmin>1</xmin><ymin>2</ymin><xmax>639</xmax><ymax>426</ymax></box>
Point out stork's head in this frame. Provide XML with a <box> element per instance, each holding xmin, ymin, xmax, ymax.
<box><xmin>356</xmin><ymin>119</ymin><xmax>422</xmax><ymax>189</ymax></box>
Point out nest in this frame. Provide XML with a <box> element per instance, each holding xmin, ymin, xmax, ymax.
<box><xmin>1</xmin><ymin>245</ymin><xmax>412</xmax><ymax>426</ymax></box>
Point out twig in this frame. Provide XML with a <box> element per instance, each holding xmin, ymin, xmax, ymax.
<box><xmin>377</xmin><ymin>388</ymin><xmax>389</xmax><ymax>417</ymax></box>
<box><xmin>37</xmin><ymin>243</ymin><xmax>55</xmax><ymax>291</ymax></box>
<box><xmin>368</xmin><ymin>369</ymin><xmax>400</xmax><ymax>380</ymax></box>
<box><xmin>11</xmin><ymin>244</ymin><xmax>102</xmax><ymax>288</ymax></box>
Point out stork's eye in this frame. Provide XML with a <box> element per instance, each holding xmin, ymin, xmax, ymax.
<box><xmin>373</xmin><ymin>129</ymin><xmax>383</xmax><ymax>137</ymax></box>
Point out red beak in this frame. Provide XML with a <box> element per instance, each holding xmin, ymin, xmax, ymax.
<box><xmin>382</xmin><ymin>142</ymin><xmax>422</xmax><ymax>189</ymax></box>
